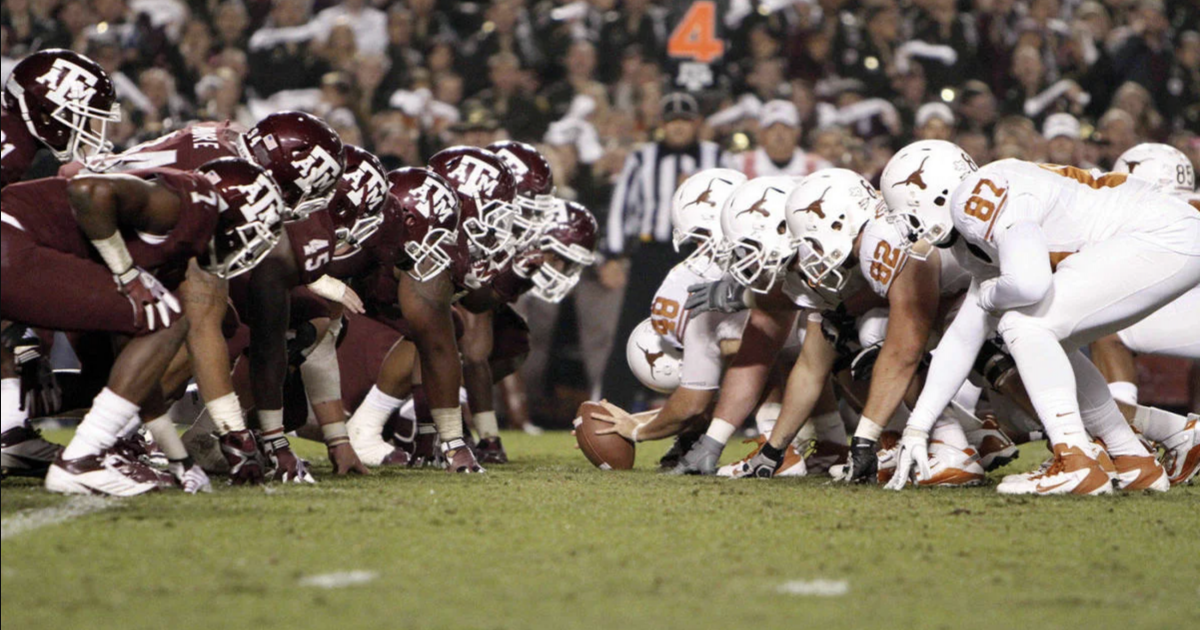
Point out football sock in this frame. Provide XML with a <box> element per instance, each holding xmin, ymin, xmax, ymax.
<box><xmin>63</xmin><ymin>388</ymin><xmax>139</xmax><ymax>459</ymax></box>
<box><xmin>854</xmin><ymin>416</ymin><xmax>884</xmax><ymax>442</ymax></box>
<box><xmin>1107</xmin><ymin>381</ymin><xmax>1138</xmax><ymax>406</ymax></box>
<box><xmin>1131</xmin><ymin>405</ymin><xmax>1188</xmax><ymax>444</ymax></box>
<box><xmin>704</xmin><ymin>418</ymin><xmax>737</xmax><ymax>445</ymax></box>
<box><xmin>759</xmin><ymin>442</ymin><xmax>783</xmax><ymax>463</ymax></box>
<box><xmin>474</xmin><ymin>410</ymin><xmax>500</xmax><ymax>439</ymax></box>
<box><xmin>1069</xmin><ymin>351</ymin><xmax>1149</xmax><ymax>457</ymax></box>
<box><xmin>144</xmin><ymin>415</ymin><xmax>189</xmax><ymax>462</ymax></box>
<box><xmin>1</xmin><ymin>378</ymin><xmax>27</xmax><ymax>433</ymax></box>
<box><xmin>999</xmin><ymin>324</ymin><xmax>1089</xmax><ymax>449</ymax></box>
<box><xmin>117</xmin><ymin>415</ymin><xmax>142</xmax><ymax>439</ymax></box>
<box><xmin>349</xmin><ymin>386</ymin><xmax>402</xmax><ymax>443</ymax></box>
<box><xmin>205</xmin><ymin>392</ymin><xmax>245</xmax><ymax>434</ymax></box>
<box><xmin>931</xmin><ymin>414</ymin><xmax>970</xmax><ymax>450</ymax></box>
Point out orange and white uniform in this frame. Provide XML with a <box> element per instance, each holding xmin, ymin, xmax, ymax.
<box><xmin>650</xmin><ymin>262</ymin><xmax>748</xmax><ymax>390</ymax></box>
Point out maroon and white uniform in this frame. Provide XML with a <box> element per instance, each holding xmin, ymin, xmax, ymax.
<box><xmin>2</xmin><ymin>106</ymin><xmax>40</xmax><ymax>189</ymax></box>
<box><xmin>75</xmin><ymin>121</ymin><xmax>246</xmax><ymax>175</ymax></box>
<box><xmin>1</xmin><ymin>168</ymin><xmax>221</xmax><ymax>335</ymax></box>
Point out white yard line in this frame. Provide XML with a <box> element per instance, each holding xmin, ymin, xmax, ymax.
<box><xmin>776</xmin><ymin>579</ymin><xmax>850</xmax><ymax>597</ymax></box>
<box><xmin>298</xmin><ymin>571</ymin><xmax>378</xmax><ymax>589</ymax></box>
<box><xmin>1</xmin><ymin>496</ymin><xmax>115</xmax><ymax>541</ymax></box>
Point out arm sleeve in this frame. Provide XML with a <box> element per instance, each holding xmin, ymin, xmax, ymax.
<box><xmin>907</xmin><ymin>281</ymin><xmax>996</xmax><ymax>433</ymax></box>
<box><xmin>977</xmin><ymin>220</ymin><xmax>1052</xmax><ymax>312</ymax></box>
<box><xmin>605</xmin><ymin>150</ymin><xmax>641</xmax><ymax>256</ymax></box>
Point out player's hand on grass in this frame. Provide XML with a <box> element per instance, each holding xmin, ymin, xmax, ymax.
<box><xmin>328</xmin><ymin>442</ymin><xmax>370</xmax><ymax>476</ymax></box>
<box><xmin>591</xmin><ymin>401</ymin><xmax>640</xmax><ymax>442</ymax></box>
<box><xmin>837</xmin><ymin>437</ymin><xmax>879</xmax><ymax>484</ymax></box>
<box><xmin>885</xmin><ymin>428</ymin><xmax>931</xmax><ymax>491</ymax></box>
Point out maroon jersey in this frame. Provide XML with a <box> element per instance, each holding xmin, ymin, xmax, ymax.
<box><xmin>2</xmin><ymin>106</ymin><xmax>40</xmax><ymax>189</ymax></box>
<box><xmin>0</xmin><ymin>168</ymin><xmax>221</xmax><ymax>288</ymax></box>
<box><xmin>285</xmin><ymin>210</ymin><xmax>338</xmax><ymax>285</ymax></box>
<box><xmin>78</xmin><ymin>120</ymin><xmax>246</xmax><ymax>173</ymax></box>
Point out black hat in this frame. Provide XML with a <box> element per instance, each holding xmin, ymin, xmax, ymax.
<box><xmin>660</xmin><ymin>92</ymin><xmax>700</xmax><ymax>122</ymax></box>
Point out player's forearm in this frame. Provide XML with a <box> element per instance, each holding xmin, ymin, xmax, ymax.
<box><xmin>768</xmin><ymin>361</ymin><xmax>828</xmax><ymax>450</ymax></box>
<box><xmin>186</xmin><ymin>315</ymin><xmax>235</xmax><ymax>402</ymax></box>
<box><xmin>638</xmin><ymin>388</ymin><xmax>713</xmax><ymax>441</ymax></box>
<box><xmin>979</xmin><ymin>221</ymin><xmax>1051</xmax><ymax>311</ymax></box>
<box><xmin>860</xmin><ymin>342</ymin><xmax>923</xmax><ymax>426</ymax></box>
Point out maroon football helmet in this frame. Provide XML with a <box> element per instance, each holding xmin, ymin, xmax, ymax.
<box><xmin>196</xmin><ymin>158</ymin><xmax>287</xmax><ymax>279</ymax></box>
<box><xmin>239</xmin><ymin>111</ymin><xmax>344</xmax><ymax>218</ymax></box>
<box><xmin>487</xmin><ymin>139</ymin><xmax>555</xmax><ymax>218</ymax></box>
<box><xmin>327</xmin><ymin>146</ymin><xmax>389</xmax><ymax>254</ymax></box>
<box><xmin>386</xmin><ymin>167</ymin><xmax>461</xmax><ymax>282</ymax></box>
<box><xmin>2</xmin><ymin>49</ymin><xmax>120</xmax><ymax>162</ymax></box>
<box><xmin>515</xmin><ymin>200</ymin><xmax>597</xmax><ymax>302</ymax></box>
<box><xmin>427</xmin><ymin>146</ymin><xmax>518</xmax><ymax>280</ymax></box>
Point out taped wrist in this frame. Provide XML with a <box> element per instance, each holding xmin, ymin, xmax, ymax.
<box><xmin>91</xmin><ymin>232</ymin><xmax>134</xmax><ymax>276</ymax></box>
<box><xmin>258</xmin><ymin>408</ymin><xmax>285</xmax><ymax>447</ymax></box>
<box><xmin>299</xmin><ymin>329</ymin><xmax>342</xmax><ymax>405</ymax></box>
<box><xmin>205</xmin><ymin>392</ymin><xmax>245</xmax><ymax>434</ymax></box>
<box><xmin>431</xmin><ymin>406</ymin><xmax>464</xmax><ymax>442</ymax></box>
<box><xmin>306</xmin><ymin>275</ymin><xmax>349</xmax><ymax>303</ymax></box>
<box><xmin>321</xmin><ymin>421</ymin><xmax>350</xmax><ymax>447</ymax></box>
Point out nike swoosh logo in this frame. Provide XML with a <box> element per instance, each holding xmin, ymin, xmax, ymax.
<box><xmin>1055</xmin><ymin>412</ymin><xmax>1076</xmax><ymax>417</ymax></box>
<box><xmin>1035</xmin><ymin>479</ymin><xmax>1071</xmax><ymax>493</ymax></box>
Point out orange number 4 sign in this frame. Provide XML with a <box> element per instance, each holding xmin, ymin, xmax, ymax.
<box><xmin>668</xmin><ymin>2</ymin><xmax>725</xmax><ymax>64</ymax></box>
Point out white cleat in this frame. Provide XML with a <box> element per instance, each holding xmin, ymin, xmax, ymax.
<box><xmin>1161</xmin><ymin>416</ymin><xmax>1199</xmax><ymax>486</ymax></box>
<box><xmin>169</xmin><ymin>462</ymin><xmax>213</xmax><ymax>494</ymax></box>
<box><xmin>1111</xmin><ymin>453</ymin><xmax>1169</xmax><ymax>492</ymax></box>
<box><xmin>919</xmin><ymin>443</ymin><xmax>986</xmax><ymax>487</ymax></box>
<box><xmin>996</xmin><ymin>443</ymin><xmax>1114</xmax><ymax>496</ymax></box>
<box><xmin>717</xmin><ymin>438</ymin><xmax>806</xmax><ymax>479</ymax></box>
<box><xmin>182</xmin><ymin>428</ymin><xmax>230</xmax><ymax>474</ymax></box>
<box><xmin>44</xmin><ymin>453</ymin><xmax>158</xmax><ymax>497</ymax></box>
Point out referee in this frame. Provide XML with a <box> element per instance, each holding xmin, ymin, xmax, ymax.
<box><xmin>599</xmin><ymin>92</ymin><xmax>724</xmax><ymax>409</ymax></box>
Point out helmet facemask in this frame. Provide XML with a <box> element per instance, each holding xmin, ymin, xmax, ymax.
<box><xmin>207</xmin><ymin>219</ymin><xmax>280</xmax><ymax>279</ymax></box>
<box><xmin>528</xmin><ymin>235</ymin><xmax>596</xmax><ymax>303</ymax></box>
<box><xmin>10</xmin><ymin>80</ymin><xmax>120</xmax><ymax>163</ymax></box>
<box><xmin>403</xmin><ymin>227</ymin><xmax>455</xmax><ymax>282</ymax></box>
<box><xmin>795</xmin><ymin>235</ymin><xmax>854</xmax><ymax>292</ymax></box>
<box><xmin>673</xmin><ymin>225</ymin><xmax>728</xmax><ymax>277</ymax></box>
<box><xmin>728</xmin><ymin>237</ymin><xmax>790</xmax><ymax>294</ymax></box>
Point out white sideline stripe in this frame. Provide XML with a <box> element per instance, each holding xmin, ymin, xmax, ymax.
<box><xmin>1</xmin><ymin>496</ymin><xmax>115</xmax><ymax>541</ymax></box>
<box><xmin>298</xmin><ymin>571</ymin><xmax>378</xmax><ymax>589</ymax></box>
<box><xmin>776</xmin><ymin>579</ymin><xmax>849</xmax><ymax>597</ymax></box>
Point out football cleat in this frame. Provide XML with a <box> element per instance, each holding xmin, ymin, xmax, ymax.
<box><xmin>669</xmin><ymin>435</ymin><xmax>723</xmax><ymax>476</ymax></box>
<box><xmin>408</xmin><ymin>424</ymin><xmax>442</xmax><ymax>468</ymax></box>
<box><xmin>919</xmin><ymin>442</ymin><xmax>986</xmax><ymax>487</ymax></box>
<box><xmin>718</xmin><ymin>437</ymin><xmax>806</xmax><ymax>479</ymax></box>
<box><xmin>442</xmin><ymin>439</ymin><xmax>485</xmax><ymax>474</ymax></box>
<box><xmin>965</xmin><ymin>418</ymin><xmax>1020</xmax><ymax>472</ymax></box>
<box><xmin>1111</xmin><ymin>453</ymin><xmax>1169</xmax><ymax>492</ymax></box>
<box><xmin>875</xmin><ymin>445</ymin><xmax>898</xmax><ymax>485</ymax></box>
<box><xmin>803</xmin><ymin>440</ymin><xmax>849</xmax><ymax>476</ymax></box>
<box><xmin>219</xmin><ymin>430</ymin><xmax>265</xmax><ymax>485</ymax></box>
<box><xmin>996</xmin><ymin>443</ymin><xmax>1114</xmax><ymax>496</ymax></box>
<box><xmin>1161</xmin><ymin>416</ymin><xmax>1199</xmax><ymax>486</ymax></box>
<box><xmin>1</xmin><ymin>423</ymin><xmax>64</xmax><ymax>479</ymax></box>
<box><xmin>44</xmin><ymin>452</ymin><xmax>159</xmax><ymax>496</ymax></box>
<box><xmin>474</xmin><ymin>437</ymin><xmax>509</xmax><ymax>465</ymax></box>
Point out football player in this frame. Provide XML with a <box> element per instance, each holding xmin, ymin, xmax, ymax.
<box><xmin>1</xmin><ymin>157</ymin><xmax>284</xmax><ymax>494</ymax></box>
<box><xmin>888</xmin><ymin>156</ymin><xmax>1198</xmax><ymax>494</ymax></box>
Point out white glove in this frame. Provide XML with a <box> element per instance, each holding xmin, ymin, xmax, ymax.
<box><xmin>307</xmin><ymin>275</ymin><xmax>365</xmax><ymax>314</ymax></box>
<box><xmin>884</xmin><ymin>427</ymin><xmax>931</xmax><ymax>491</ymax></box>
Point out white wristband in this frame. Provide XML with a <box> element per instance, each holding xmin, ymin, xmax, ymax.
<box><xmin>321</xmin><ymin>421</ymin><xmax>350</xmax><ymax>446</ymax></box>
<box><xmin>91</xmin><ymin>232</ymin><xmax>134</xmax><ymax>275</ymax></box>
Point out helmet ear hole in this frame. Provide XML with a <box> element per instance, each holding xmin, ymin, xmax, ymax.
<box><xmin>777</xmin><ymin>220</ymin><xmax>787</xmax><ymax>235</ymax></box>
<box><xmin>934</xmin><ymin>196</ymin><xmax>946</xmax><ymax>206</ymax></box>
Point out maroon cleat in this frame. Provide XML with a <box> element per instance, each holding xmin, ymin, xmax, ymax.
<box><xmin>408</xmin><ymin>425</ymin><xmax>442</xmax><ymax>468</ymax></box>
<box><xmin>474</xmin><ymin>437</ymin><xmax>509</xmax><ymax>464</ymax></box>
<box><xmin>219</xmin><ymin>430</ymin><xmax>264</xmax><ymax>485</ymax></box>
<box><xmin>442</xmin><ymin>439</ymin><xmax>485</xmax><ymax>474</ymax></box>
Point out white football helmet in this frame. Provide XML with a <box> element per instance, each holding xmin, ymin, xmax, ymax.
<box><xmin>671</xmin><ymin>168</ymin><xmax>748</xmax><ymax>275</ymax></box>
<box><xmin>1113</xmin><ymin>143</ymin><xmax>1196</xmax><ymax>197</ymax></box>
<box><xmin>626</xmin><ymin>318</ymin><xmax>683</xmax><ymax>394</ymax></box>
<box><xmin>880</xmin><ymin>140</ymin><xmax>978</xmax><ymax>253</ymax></box>
<box><xmin>719</xmin><ymin>176</ymin><xmax>799</xmax><ymax>293</ymax></box>
<box><xmin>785</xmin><ymin>168</ymin><xmax>884</xmax><ymax>292</ymax></box>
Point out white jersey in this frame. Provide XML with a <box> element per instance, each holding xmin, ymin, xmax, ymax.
<box><xmin>857</xmin><ymin>217</ymin><xmax>971</xmax><ymax>299</ymax></box>
<box><xmin>650</xmin><ymin>262</ymin><xmax>748</xmax><ymax>390</ymax></box>
<box><xmin>724</xmin><ymin>147</ymin><xmax>831</xmax><ymax>179</ymax></box>
<box><xmin>950</xmin><ymin>159</ymin><xmax>1200</xmax><ymax>264</ymax></box>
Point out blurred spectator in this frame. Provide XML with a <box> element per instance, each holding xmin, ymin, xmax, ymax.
<box><xmin>724</xmin><ymin>100</ymin><xmax>830</xmax><ymax>177</ymax></box>
<box><xmin>1095</xmin><ymin>108</ymin><xmax>1141</xmax><ymax>168</ymax></box>
<box><xmin>957</xmin><ymin>80</ymin><xmax>999</xmax><ymax>135</ymax></box>
<box><xmin>247</xmin><ymin>0</ymin><xmax>330</xmax><ymax>100</ymax></box>
<box><xmin>956</xmin><ymin>128</ymin><xmax>992</xmax><ymax>165</ymax></box>
<box><xmin>313</xmin><ymin>0</ymin><xmax>387</xmax><ymax>56</ymax></box>
<box><xmin>914</xmin><ymin>102</ymin><xmax>956</xmax><ymax>141</ymax></box>
<box><xmin>1043</xmin><ymin>112</ymin><xmax>1092</xmax><ymax>167</ymax></box>
<box><xmin>406</xmin><ymin>0</ymin><xmax>457</xmax><ymax>53</ymax></box>
<box><xmin>476</xmin><ymin>52</ymin><xmax>546</xmax><ymax>142</ymax></box>
<box><xmin>1112</xmin><ymin>0</ymin><xmax>1174</xmax><ymax>109</ymax></box>
<box><xmin>596</xmin><ymin>0</ymin><xmax>667</xmax><ymax>85</ymax></box>
<box><xmin>1111</xmin><ymin>81</ymin><xmax>1165</xmax><ymax>140</ymax></box>
<box><xmin>196</xmin><ymin>66</ymin><xmax>254</xmax><ymax>128</ymax></box>
<box><xmin>463</xmin><ymin>0</ymin><xmax>544</xmax><ymax>94</ymax></box>
<box><xmin>541</xmin><ymin>40</ymin><xmax>609</xmax><ymax>122</ymax></box>
<box><xmin>212</xmin><ymin>1</ymin><xmax>251</xmax><ymax>50</ymax></box>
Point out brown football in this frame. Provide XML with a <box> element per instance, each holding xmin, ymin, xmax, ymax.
<box><xmin>574</xmin><ymin>401</ymin><xmax>635</xmax><ymax>470</ymax></box>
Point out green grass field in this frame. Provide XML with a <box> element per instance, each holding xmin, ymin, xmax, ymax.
<box><xmin>2</xmin><ymin>430</ymin><xmax>1197</xmax><ymax>630</ymax></box>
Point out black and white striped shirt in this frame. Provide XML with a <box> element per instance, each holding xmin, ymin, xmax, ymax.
<box><xmin>605</xmin><ymin>141</ymin><xmax>723</xmax><ymax>255</ymax></box>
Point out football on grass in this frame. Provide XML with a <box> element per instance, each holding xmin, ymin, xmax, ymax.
<box><xmin>574</xmin><ymin>401</ymin><xmax>635</xmax><ymax>470</ymax></box>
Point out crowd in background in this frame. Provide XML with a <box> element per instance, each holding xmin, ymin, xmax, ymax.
<box><xmin>4</xmin><ymin>0</ymin><xmax>1198</xmax><ymax>425</ymax></box>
